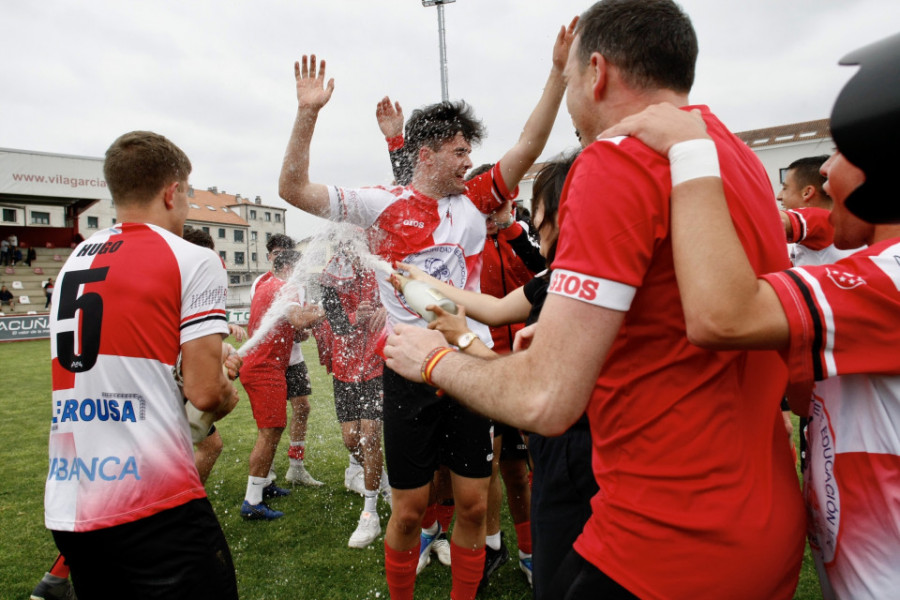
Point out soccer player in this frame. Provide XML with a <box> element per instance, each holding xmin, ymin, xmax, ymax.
<box><xmin>278</xmin><ymin>18</ymin><xmax>574</xmax><ymax>599</ymax></box>
<box><xmin>597</xmin><ymin>29</ymin><xmax>900</xmax><ymax>600</ymax></box>
<box><xmin>240</xmin><ymin>250</ymin><xmax>325</xmax><ymax>520</ymax></box>
<box><xmin>384</xmin><ymin>1</ymin><xmax>806</xmax><ymax>598</ymax></box>
<box><xmin>45</xmin><ymin>130</ymin><xmax>241</xmax><ymax>598</ymax></box>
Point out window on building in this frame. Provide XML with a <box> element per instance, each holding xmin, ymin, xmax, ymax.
<box><xmin>235</xmin><ymin>251</ymin><xmax>245</xmax><ymax>265</ymax></box>
<box><xmin>112</xmin><ymin>218</ymin><xmax>117</xmax><ymax>225</ymax></box>
<box><xmin>218</xmin><ymin>228</ymin><xmax>225</xmax><ymax>239</ymax></box>
<box><xmin>219</xmin><ymin>251</ymin><xmax>227</xmax><ymax>262</ymax></box>
<box><xmin>230</xmin><ymin>275</ymin><xmax>240</xmax><ymax>284</ymax></box>
<box><xmin>251</xmin><ymin>252</ymin><xmax>258</xmax><ymax>263</ymax></box>
<box><xmin>234</xmin><ymin>230</ymin><xmax>244</xmax><ymax>243</ymax></box>
<box><xmin>265</xmin><ymin>212</ymin><xmax>271</xmax><ymax>222</ymax></box>
<box><xmin>266</xmin><ymin>232</ymin><xmax>272</xmax><ymax>242</ymax></box>
<box><xmin>201</xmin><ymin>226</ymin><xmax>210</xmax><ymax>234</ymax></box>
<box><xmin>275</xmin><ymin>213</ymin><xmax>282</xmax><ymax>223</ymax></box>
<box><xmin>85</xmin><ymin>216</ymin><xmax>98</xmax><ymax>228</ymax></box>
<box><xmin>251</xmin><ymin>231</ymin><xmax>257</xmax><ymax>241</ymax></box>
<box><xmin>30</xmin><ymin>211</ymin><xmax>51</xmax><ymax>225</ymax></box>
<box><xmin>250</xmin><ymin>209</ymin><xmax>257</xmax><ymax>220</ymax></box>
<box><xmin>2</xmin><ymin>208</ymin><xmax>16</xmax><ymax>222</ymax></box>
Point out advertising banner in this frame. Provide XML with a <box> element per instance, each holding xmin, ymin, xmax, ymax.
<box><xmin>0</xmin><ymin>313</ymin><xmax>50</xmax><ymax>341</ymax></box>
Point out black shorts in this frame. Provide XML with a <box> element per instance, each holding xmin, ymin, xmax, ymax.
<box><xmin>333</xmin><ymin>376</ymin><xmax>384</xmax><ymax>422</ymax></box>
<box><xmin>547</xmin><ymin>549</ymin><xmax>638</xmax><ymax>600</ymax></box>
<box><xmin>382</xmin><ymin>367</ymin><xmax>494</xmax><ymax>489</ymax></box>
<box><xmin>495</xmin><ymin>422</ymin><xmax>528</xmax><ymax>461</ymax></box>
<box><xmin>286</xmin><ymin>362</ymin><xmax>312</xmax><ymax>398</ymax></box>
<box><xmin>53</xmin><ymin>498</ymin><xmax>237</xmax><ymax>600</ymax></box>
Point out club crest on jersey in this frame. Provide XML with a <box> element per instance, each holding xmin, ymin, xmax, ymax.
<box><xmin>825</xmin><ymin>267</ymin><xmax>865</xmax><ymax>290</ymax></box>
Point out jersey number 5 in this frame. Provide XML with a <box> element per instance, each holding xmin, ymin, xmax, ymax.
<box><xmin>56</xmin><ymin>267</ymin><xmax>110</xmax><ymax>373</ymax></box>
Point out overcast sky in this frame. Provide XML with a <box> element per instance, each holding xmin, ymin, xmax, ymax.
<box><xmin>3</xmin><ymin>0</ymin><xmax>899</xmax><ymax>239</ymax></box>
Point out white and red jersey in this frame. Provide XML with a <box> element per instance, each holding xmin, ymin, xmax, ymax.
<box><xmin>327</xmin><ymin>164</ymin><xmax>513</xmax><ymax>345</ymax></box>
<box><xmin>552</xmin><ymin>106</ymin><xmax>806</xmax><ymax>599</ymax></box>
<box><xmin>242</xmin><ymin>276</ymin><xmax>303</xmax><ymax>375</ymax></box>
<box><xmin>783</xmin><ymin>207</ymin><xmax>861</xmax><ymax>266</ymax></box>
<box><xmin>763</xmin><ymin>238</ymin><xmax>900</xmax><ymax>599</ymax></box>
<box><xmin>252</xmin><ymin>271</ymin><xmax>305</xmax><ymax>366</ymax></box>
<box><xmin>45</xmin><ymin>223</ymin><xmax>229</xmax><ymax>532</ymax></box>
<box><xmin>321</xmin><ymin>252</ymin><xmax>384</xmax><ymax>383</ymax></box>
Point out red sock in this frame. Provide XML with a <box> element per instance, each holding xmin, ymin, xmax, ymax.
<box><xmin>420</xmin><ymin>503</ymin><xmax>438</xmax><ymax>529</ymax></box>
<box><xmin>384</xmin><ymin>541</ymin><xmax>418</xmax><ymax>600</ymax></box>
<box><xmin>436</xmin><ymin>502</ymin><xmax>455</xmax><ymax>532</ymax></box>
<box><xmin>287</xmin><ymin>444</ymin><xmax>304</xmax><ymax>461</ymax></box>
<box><xmin>450</xmin><ymin>542</ymin><xmax>484</xmax><ymax>600</ymax></box>
<box><xmin>515</xmin><ymin>521</ymin><xmax>533</xmax><ymax>554</ymax></box>
<box><xmin>49</xmin><ymin>553</ymin><xmax>70</xmax><ymax>579</ymax></box>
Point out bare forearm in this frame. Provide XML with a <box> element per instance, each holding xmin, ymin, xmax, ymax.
<box><xmin>278</xmin><ymin>107</ymin><xmax>329</xmax><ymax>216</ymax></box>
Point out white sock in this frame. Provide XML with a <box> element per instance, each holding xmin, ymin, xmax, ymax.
<box><xmin>289</xmin><ymin>457</ymin><xmax>303</xmax><ymax>469</ymax></box>
<box><xmin>423</xmin><ymin>521</ymin><xmax>440</xmax><ymax>536</ymax></box>
<box><xmin>364</xmin><ymin>490</ymin><xmax>378</xmax><ymax>513</ymax></box>
<box><xmin>266</xmin><ymin>468</ymin><xmax>276</xmax><ymax>485</ymax></box>
<box><xmin>349</xmin><ymin>455</ymin><xmax>361</xmax><ymax>467</ymax></box>
<box><xmin>245</xmin><ymin>476</ymin><xmax>268</xmax><ymax>505</ymax></box>
<box><xmin>486</xmin><ymin>531</ymin><xmax>501</xmax><ymax>550</ymax></box>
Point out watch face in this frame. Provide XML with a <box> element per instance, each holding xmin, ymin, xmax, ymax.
<box><xmin>458</xmin><ymin>332</ymin><xmax>476</xmax><ymax>349</ymax></box>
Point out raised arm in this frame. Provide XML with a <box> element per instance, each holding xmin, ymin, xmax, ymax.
<box><xmin>496</xmin><ymin>17</ymin><xmax>577</xmax><ymax>190</ymax></box>
<box><xmin>376</xmin><ymin>96</ymin><xmax>413</xmax><ymax>186</ymax></box>
<box><xmin>278</xmin><ymin>55</ymin><xmax>335</xmax><ymax>217</ymax></box>
<box><xmin>600</xmin><ymin>104</ymin><xmax>789</xmax><ymax>349</ymax></box>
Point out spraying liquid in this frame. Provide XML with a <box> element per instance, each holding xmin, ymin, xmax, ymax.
<box><xmin>392</xmin><ymin>273</ymin><xmax>458</xmax><ymax>322</ymax></box>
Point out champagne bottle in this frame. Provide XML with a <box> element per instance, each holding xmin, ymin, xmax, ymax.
<box><xmin>394</xmin><ymin>273</ymin><xmax>458</xmax><ymax>322</ymax></box>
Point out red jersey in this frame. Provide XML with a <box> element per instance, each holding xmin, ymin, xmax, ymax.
<box><xmin>481</xmin><ymin>222</ymin><xmax>537</xmax><ymax>353</ymax></box>
<box><xmin>784</xmin><ymin>207</ymin><xmax>860</xmax><ymax>266</ymax></box>
<box><xmin>763</xmin><ymin>239</ymin><xmax>900</xmax><ymax>599</ymax></box>
<box><xmin>241</xmin><ymin>276</ymin><xmax>297</xmax><ymax>376</ymax></box>
<box><xmin>551</xmin><ymin>106</ymin><xmax>805</xmax><ymax>599</ymax></box>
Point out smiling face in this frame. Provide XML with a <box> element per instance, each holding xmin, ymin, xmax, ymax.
<box><xmin>777</xmin><ymin>169</ymin><xmax>805</xmax><ymax>209</ymax></box>
<box><xmin>422</xmin><ymin>132</ymin><xmax>473</xmax><ymax>197</ymax></box>
<box><xmin>822</xmin><ymin>152</ymin><xmax>874</xmax><ymax>249</ymax></box>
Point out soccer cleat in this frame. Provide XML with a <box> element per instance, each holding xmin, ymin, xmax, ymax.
<box><xmin>344</xmin><ymin>465</ymin><xmax>365</xmax><ymax>495</ymax></box>
<box><xmin>432</xmin><ymin>532</ymin><xmax>451</xmax><ymax>566</ymax></box>
<box><xmin>262</xmin><ymin>483</ymin><xmax>292</xmax><ymax>498</ymax></box>
<box><xmin>416</xmin><ymin>524</ymin><xmax>441</xmax><ymax>575</ymax></box>
<box><xmin>240</xmin><ymin>500</ymin><xmax>285</xmax><ymax>521</ymax></box>
<box><xmin>285</xmin><ymin>464</ymin><xmax>323</xmax><ymax>487</ymax></box>
<box><xmin>478</xmin><ymin>533</ymin><xmax>511</xmax><ymax>592</ymax></box>
<box><xmin>30</xmin><ymin>572</ymin><xmax>76</xmax><ymax>600</ymax></box>
<box><xmin>519</xmin><ymin>553</ymin><xmax>533</xmax><ymax>587</ymax></box>
<box><xmin>348</xmin><ymin>511</ymin><xmax>382</xmax><ymax>548</ymax></box>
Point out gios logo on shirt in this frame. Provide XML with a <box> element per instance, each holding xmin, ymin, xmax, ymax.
<box><xmin>548</xmin><ymin>270</ymin><xmax>601</xmax><ymax>302</ymax></box>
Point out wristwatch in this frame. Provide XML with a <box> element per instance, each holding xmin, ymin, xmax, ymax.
<box><xmin>456</xmin><ymin>331</ymin><xmax>478</xmax><ymax>351</ymax></box>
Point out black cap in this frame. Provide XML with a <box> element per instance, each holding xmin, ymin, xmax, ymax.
<box><xmin>830</xmin><ymin>32</ymin><xmax>900</xmax><ymax>223</ymax></box>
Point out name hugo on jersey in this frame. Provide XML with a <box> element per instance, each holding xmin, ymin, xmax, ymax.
<box><xmin>548</xmin><ymin>270</ymin><xmax>600</xmax><ymax>302</ymax></box>
<box><xmin>52</xmin><ymin>397</ymin><xmax>142</xmax><ymax>424</ymax></box>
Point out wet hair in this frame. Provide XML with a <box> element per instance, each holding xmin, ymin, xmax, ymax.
<box><xmin>103</xmin><ymin>131</ymin><xmax>192</xmax><ymax>206</ymax></box>
<box><xmin>786</xmin><ymin>155</ymin><xmax>830</xmax><ymax>198</ymax></box>
<box><xmin>532</xmin><ymin>150</ymin><xmax>580</xmax><ymax>264</ymax></box>
<box><xmin>273</xmin><ymin>249</ymin><xmax>300</xmax><ymax>274</ymax></box>
<box><xmin>404</xmin><ymin>100</ymin><xmax>485</xmax><ymax>164</ymax></box>
<box><xmin>576</xmin><ymin>0</ymin><xmax>697</xmax><ymax>94</ymax></box>
<box><xmin>266</xmin><ymin>234</ymin><xmax>296</xmax><ymax>254</ymax></box>
<box><xmin>182</xmin><ymin>226</ymin><xmax>215</xmax><ymax>249</ymax></box>
<box><xmin>466</xmin><ymin>163</ymin><xmax>494</xmax><ymax>181</ymax></box>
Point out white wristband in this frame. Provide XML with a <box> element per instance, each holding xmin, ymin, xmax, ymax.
<box><xmin>668</xmin><ymin>139</ymin><xmax>720</xmax><ymax>186</ymax></box>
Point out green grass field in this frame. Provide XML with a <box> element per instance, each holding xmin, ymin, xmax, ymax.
<box><xmin>1</xmin><ymin>338</ymin><xmax>823</xmax><ymax>599</ymax></box>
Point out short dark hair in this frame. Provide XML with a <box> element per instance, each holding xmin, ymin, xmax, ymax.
<box><xmin>466</xmin><ymin>163</ymin><xmax>494</xmax><ymax>181</ymax></box>
<box><xmin>532</xmin><ymin>151</ymin><xmax>580</xmax><ymax>264</ymax></box>
<box><xmin>273</xmin><ymin>249</ymin><xmax>300</xmax><ymax>274</ymax></box>
<box><xmin>404</xmin><ymin>100</ymin><xmax>485</xmax><ymax>163</ymax></box>
<box><xmin>103</xmin><ymin>131</ymin><xmax>192</xmax><ymax>206</ymax></box>
<box><xmin>787</xmin><ymin>155</ymin><xmax>830</xmax><ymax>196</ymax></box>
<box><xmin>576</xmin><ymin>0</ymin><xmax>698</xmax><ymax>94</ymax></box>
<box><xmin>182</xmin><ymin>226</ymin><xmax>215</xmax><ymax>250</ymax></box>
<box><xmin>266</xmin><ymin>234</ymin><xmax>296</xmax><ymax>254</ymax></box>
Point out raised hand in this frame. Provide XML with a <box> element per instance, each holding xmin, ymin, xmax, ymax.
<box><xmin>376</xmin><ymin>96</ymin><xmax>404</xmax><ymax>138</ymax></box>
<box><xmin>295</xmin><ymin>54</ymin><xmax>335</xmax><ymax>111</ymax></box>
<box><xmin>552</xmin><ymin>16</ymin><xmax>579</xmax><ymax>73</ymax></box>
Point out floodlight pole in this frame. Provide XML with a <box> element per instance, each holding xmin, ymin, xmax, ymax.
<box><xmin>422</xmin><ymin>0</ymin><xmax>456</xmax><ymax>102</ymax></box>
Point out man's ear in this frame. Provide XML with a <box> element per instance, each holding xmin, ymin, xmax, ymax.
<box><xmin>801</xmin><ymin>185</ymin><xmax>815</xmax><ymax>203</ymax></box>
<box><xmin>591</xmin><ymin>53</ymin><xmax>608</xmax><ymax>101</ymax></box>
<box><xmin>418</xmin><ymin>145</ymin><xmax>433</xmax><ymax>168</ymax></box>
<box><xmin>162</xmin><ymin>181</ymin><xmax>180</xmax><ymax>210</ymax></box>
